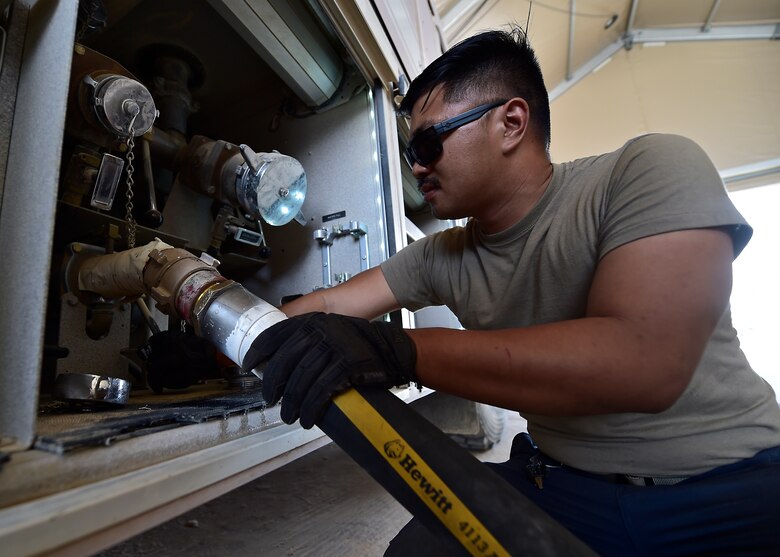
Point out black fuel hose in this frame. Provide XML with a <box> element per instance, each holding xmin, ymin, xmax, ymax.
<box><xmin>318</xmin><ymin>387</ymin><xmax>597</xmax><ymax>556</ymax></box>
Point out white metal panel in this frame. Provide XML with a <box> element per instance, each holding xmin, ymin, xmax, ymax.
<box><xmin>317</xmin><ymin>0</ymin><xmax>405</xmax><ymax>93</ymax></box>
<box><xmin>208</xmin><ymin>0</ymin><xmax>343</xmax><ymax>106</ymax></box>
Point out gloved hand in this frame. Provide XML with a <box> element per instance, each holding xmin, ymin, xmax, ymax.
<box><xmin>244</xmin><ymin>312</ymin><xmax>418</xmax><ymax>429</ymax></box>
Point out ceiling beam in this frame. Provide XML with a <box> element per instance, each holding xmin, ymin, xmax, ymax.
<box><xmin>632</xmin><ymin>24</ymin><xmax>779</xmax><ymax>44</ymax></box>
<box><xmin>625</xmin><ymin>0</ymin><xmax>639</xmax><ymax>35</ymax></box>
<box><xmin>721</xmin><ymin>158</ymin><xmax>780</xmax><ymax>185</ymax></box>
<box><xmin>566</xmin><ymin>0</ymin><xmax>576</xmax><ymax>80</ymax></box>
<box><xmin>550</xmin><ymin>22</ymin><xmax>778</xmax><ymax>102</ymax></box>
<box><xmin>549</xmin><ymin>38</ymin><xmax>624</xmax><ymax>101</ymax></box>
<box><xmin>623</xmin><ymin>0</ymin><xmax>639</xmax><ymax>49</ymax></box>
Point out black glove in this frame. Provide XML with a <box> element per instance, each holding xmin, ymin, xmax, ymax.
<box><xmin>244</xmin><ymin>312</ymin><xmax>418</xmax><ymax>429</ymax></box>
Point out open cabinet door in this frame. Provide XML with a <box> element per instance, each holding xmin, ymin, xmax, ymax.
<box><xmin>0</xmin><ymin>1</ymin><xmax>432</xmax><ymax>555</ymax></box>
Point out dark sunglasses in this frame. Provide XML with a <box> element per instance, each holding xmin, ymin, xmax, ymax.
<box><xmin>404</xmin><ymin>99</ymin><xmax>508</xmax><ymax>167</ymax></box>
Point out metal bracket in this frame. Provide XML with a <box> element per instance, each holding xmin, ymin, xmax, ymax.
<box><xmin>313</xmin><ymin>220</ymin><xmax>369</xmax><ymax>289</ymax></box>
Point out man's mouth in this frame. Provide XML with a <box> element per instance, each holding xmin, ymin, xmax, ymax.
<box><xmin>418</xmin><ymin>179</ymin><xmax>440</xmax><ymax>202</ymax></box>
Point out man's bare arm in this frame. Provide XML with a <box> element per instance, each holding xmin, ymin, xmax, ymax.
<box><xmin>281</xmin><ymin>266</ymin><xmax>401</xmax><ymax>319</ymax></box>
<box><xmin>407</xmin><ymin>228</ymin><xmax>733</xmax><ymax>415</ymax></box>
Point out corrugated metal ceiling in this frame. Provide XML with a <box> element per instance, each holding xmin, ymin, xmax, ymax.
<box><xmin>430</xmin><ymin>0</ymin><xmax>780</xmax><ymax>184</ymax></box>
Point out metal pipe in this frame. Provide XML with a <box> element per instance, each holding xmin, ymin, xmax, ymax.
<box><xmin>77</xmin><ymin>239</ymin><xmax>173</xmax><ymax>298</ymax></box>
<box><xmin>148</xmin><ymin>126</ymin><xmax>187</xmax><ymax>169</ymax></box>
<box><xmin>566</xmin><ymin>0</ymin><xmax>576</xmax><ymax>81</ymax></box>
<box><xmin>623</xmin><ymin>0</ymin><xmax>639</xmax><ymax>49</ymax></box>
<box><xmin>626</xmin><ymin>0</ymin><xmax>639</xmax><ymax>33</ymax></box>
<box><xmin>702</xmin><ymin>0</ymin><xmax>722</xmax><ymax>32</ymax></box>
<box><xmin>191</xmin><ymin>281</ymin><xmax>286</xmax><ymax>370</ymax></box>
<box><xmin>77</xmin><ymin>239</ymin><xmax>286</xmax><ymax>371</ymax></box>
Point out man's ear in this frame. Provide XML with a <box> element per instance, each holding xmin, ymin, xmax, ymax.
<box><xmin>500</xmin><ymin>97</ymin><xmax>530</xmax><ymax>154</ymax></box>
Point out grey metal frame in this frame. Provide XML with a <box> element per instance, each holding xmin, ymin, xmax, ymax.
<box><xmin>550</xmin><ymin>22</ymin><xmax>779</xmax><ymax>102</ymax></box>
<box><xmin>0</xmin><ymin>0</ymin><xmax>78</xmax><ymax>451</ymax></box>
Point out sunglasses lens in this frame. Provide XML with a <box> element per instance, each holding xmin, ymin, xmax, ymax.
<box><xmin>403</xmin><ymin>148</ymin><xmax>415</xmax><ymax>168</ymax></box>
<box><xmin>407</xmin><ymin>129</ymin><xmax>442</xmax><ymax>166</ymax></box>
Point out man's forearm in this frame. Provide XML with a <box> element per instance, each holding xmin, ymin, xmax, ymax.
<box><xmin>407</xmin><ymin>316</ymin><xmax>702</xmax><ymax>416</ymax></box>
<box><xmin>280</xmin><ymin>267</ymin><xmax>400</xmax><ymax>320</ymax></box>
<box><xmin>280</xmin><ymin>290</ymin><xmax>329</xmax><ymax>317</ymax></box>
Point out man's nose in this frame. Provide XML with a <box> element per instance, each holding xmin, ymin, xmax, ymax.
<box><xmin>411</xmin><ymin>160</ymin><xmax>431</xmax><ymax>179</ymax></box>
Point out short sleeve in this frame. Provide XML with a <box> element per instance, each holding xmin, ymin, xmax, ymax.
<box><xmin>599</xmin><ymin>134</ymin><xmax>752</xmax><ymax>259</ymax></box>
<box><xmin>380</xmin><ymin>235</ymin><xmax>442</xmax><ymax>311</ymax></box>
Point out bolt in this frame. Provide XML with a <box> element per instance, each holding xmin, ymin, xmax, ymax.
<box><xmin>123</xmin><ymin>99</ymin><xmax>140</xmax><ymax>117</ymax></box>
<box><xmin>278</xmin><ymin>188</ymin><xmax>289</xmax><ymax>198</ymax></box>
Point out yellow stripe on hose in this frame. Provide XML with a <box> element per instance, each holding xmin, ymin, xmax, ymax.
<box><xmin>333</xmin><ymin>389</ymin><xmax>511</xmax><ymax>557</ymax></box>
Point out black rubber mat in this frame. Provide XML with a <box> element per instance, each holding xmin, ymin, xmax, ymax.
<box><xmin>34</xmin><ymin>388</ymin><xmax>267</xmax><ymax>454</ymax></box>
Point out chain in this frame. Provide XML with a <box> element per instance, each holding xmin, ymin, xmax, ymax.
<box><xmin>124</xmin><ymin>111</ymin><xmax>139</xmax><ymax>248</ymax></box>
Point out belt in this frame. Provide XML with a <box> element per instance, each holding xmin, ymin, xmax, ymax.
<box><xmin>599</xmin><ymin>473</ymin><xmax>690</xmax><ymax>487</ymax></box>
<box><xmin>526</xmin><ymin>453</ymin><xmax>690</xmax><ymax>488</ymax></box>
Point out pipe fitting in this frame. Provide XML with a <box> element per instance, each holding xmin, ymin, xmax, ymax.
<box><xmin>142</xmin><ymin>247</ymin><xmax>224</xmax><ymax>320</ymax></box>
<box><xmin>76</xmin><ymin>239</ymin><xmax>287</xmax><ymax>370</ymax></box>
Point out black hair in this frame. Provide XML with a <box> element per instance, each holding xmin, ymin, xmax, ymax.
<box><xmin>399</xmin><ymin>27</ymin><xmax>551</xmax><ymax>150</ymax></box>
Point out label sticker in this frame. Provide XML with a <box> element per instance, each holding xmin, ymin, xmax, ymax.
<box><xmin>322</xmin><ymin>210</ymin><xmax>346</xmax><ymax>223</ymax></box>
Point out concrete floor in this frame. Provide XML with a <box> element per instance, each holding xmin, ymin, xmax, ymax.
<box><xmin>96</xmin><ymin>411</ymin><xmax>527</xmax><ymax>557</ymax></box>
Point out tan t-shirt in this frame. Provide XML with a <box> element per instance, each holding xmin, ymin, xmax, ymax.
<box><xmin>381</xmin><ymin>134</ymin><xmax>780</xmax><ymax>476</ymax></box>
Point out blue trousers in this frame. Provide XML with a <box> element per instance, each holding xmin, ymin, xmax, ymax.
<box><xmin>385</xmin><ymin>434</ymin><xmax>780</xmax><ymax>556</ymax></box>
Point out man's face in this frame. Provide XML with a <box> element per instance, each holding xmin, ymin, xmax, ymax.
<box><xmin>408</xmin><ymin>87</ymin><xmax>500</xmax><ymax>220</ymax></box>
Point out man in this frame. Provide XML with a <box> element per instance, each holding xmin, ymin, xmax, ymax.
<box><xmin>249</xmin><ymin>29</ymin><xmax>780</xmax><ymax>555</ymax></box>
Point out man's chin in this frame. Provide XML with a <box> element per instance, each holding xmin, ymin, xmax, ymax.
<box><xmin>428</xmin><ymin>204</ymin><xmax>462</xmax><ymax>221</ymax></box>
